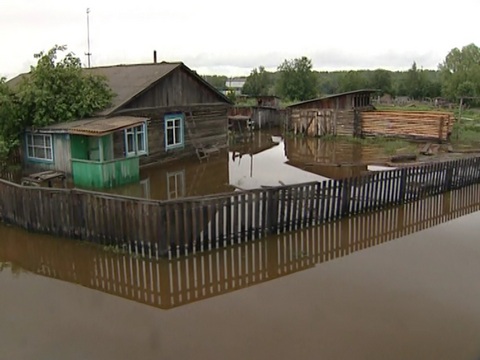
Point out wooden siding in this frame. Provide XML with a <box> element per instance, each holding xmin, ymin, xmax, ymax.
<box><xmin>71</xmin><ymin>157</ymin><xmax>140</xmax><ymax>188</ymax></box>
<box><xmin>118</xmin><ymin>105</ymin><xmax>229</xmax><ymax>166</ymax></box>
<box><xmin>122</xmin><ymin>66</ymin><xmax>225</xmax><ymax>110</ymax></box>
<box><xmin>252</xmin><ymin>107</ymin><xmax>283</xmax><ymax>129</ymax></box>
<box><xmin>24</xmin><ymin>133</ymin><xmax>72</xmax><ymax>174</ymax></box>
<box><xmin>289</xmin><ymin>109</ymin><xmax>355</xmax><ymax>137</ymax></box>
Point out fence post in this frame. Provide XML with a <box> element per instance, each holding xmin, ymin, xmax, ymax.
<box><xmin>266</xmin><ymin>188</ymin><xmax>279</xmax><ymax>234</ymax></box>
<box><xmin>341</xmin><ymin>179</ymin><xmax>351</xmax><ymax>217</ymax></box>
<box><xmin>399</xmin><ymin>168</ymin><xmax>407</xmax><ymax>203</ymax></box>
<box><xmin>445</xmin><ymin>161</ymin><xmax>454</xmax><ymax>191</ymax></box>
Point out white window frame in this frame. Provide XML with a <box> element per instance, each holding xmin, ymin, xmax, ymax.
<box><xmin>124</xmin><ymin>123</ymin><xmax>147</xmax><ymax>156</ymax></box>
<box><xmin>165</xmin><ymin>114</ymin><xmax>184</xmax><ymax>150</ymax></box>
<box><xmin>26</xmin><ymin>133</ymin><xmax>53</xmax><ymax>162</ymax></box>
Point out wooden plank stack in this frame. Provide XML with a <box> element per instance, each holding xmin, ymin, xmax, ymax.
<box><xmin>361</xmin><ymin>110</ymin><xmax>455</xmax><ymax>141</ymax></box>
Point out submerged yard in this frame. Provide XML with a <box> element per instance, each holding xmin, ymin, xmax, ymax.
<box><xmin>102</xmin><ymin>131</ymin><xmax>414</xmax><ymax>201</ymax></box>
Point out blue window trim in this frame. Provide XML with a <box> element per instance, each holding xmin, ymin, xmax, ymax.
<box><xmin>25</xmin><ymin>132</ymin><xmax>55</xmax><ymax>164</ymax></box>
<box><xmin>164</xmin><ymin>113</ymin><xmax>185</xmax><ymax>150</ymax></box>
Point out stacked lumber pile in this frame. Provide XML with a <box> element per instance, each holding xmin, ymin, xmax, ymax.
<box><xmin>361</xmin><ymin>111</ymin><xmax>455</xmax><ymax>141</ymax></box>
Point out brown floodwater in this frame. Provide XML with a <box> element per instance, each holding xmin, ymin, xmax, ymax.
<box><xmin>98</xmin><ymin>132</ymin><xmax>395</xmax><ymax>200</ymax></box>
<box><xmin>1</xmin><ymin>184</ymin><xmax>480</xmax><ymax>359</ymax></box>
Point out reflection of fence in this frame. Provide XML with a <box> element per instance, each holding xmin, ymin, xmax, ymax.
<box><xmin>0</xmin><ymin>157</ymin><xmax>480</xmax><ymax>257</ymax></box>
<box><xmin>1</xmin><ymin>184</ymin><xmax>480</xmax><ymax>309</ymax></box>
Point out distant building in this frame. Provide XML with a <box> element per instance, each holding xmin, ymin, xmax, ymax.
<box><xmin>225</xmin><ymin>78</ymin><xmax>246</xmax><ymax>95</ymax></box>
<box><xmin>256</xmin><ymin>95</ymin><xmax>281</xmax><ymax>109</ymax></box>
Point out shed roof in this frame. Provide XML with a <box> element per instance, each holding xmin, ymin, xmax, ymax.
<box><xmin>33</xmin><ymin>116</ymin><xmax>147</xmax><ymax>137</ymax></box>
<box><xmin>287</xmin><ymin>89</ymin><xmax>378</xmax><ymax>108</ymax></box>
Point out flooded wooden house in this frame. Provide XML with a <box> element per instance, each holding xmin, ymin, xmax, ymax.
<box><xmin>286</xmin><ymin>89</ymin><xmax>376</xmax><ymax>137</ymax></box>
<box><xmin>12</xmin><ymin>60</ymin><xmax>232</xmax><ymax>188</ymax></box>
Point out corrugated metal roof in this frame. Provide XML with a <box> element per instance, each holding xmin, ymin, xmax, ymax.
<box><xmin>35</xmin><ymin>116</ymin><xmax>147</xmax><ymax>137</ymax></box>
<box><xmin>287</xmin><ymin>89</ymin><xmax>379</xmax><ymax>108</ymax></box>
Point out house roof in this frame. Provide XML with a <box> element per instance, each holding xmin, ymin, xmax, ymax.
<box><xmin>7</xmin><ymin>61</ymin><xmax>233</xmax><ymax>116</ymax></box>
<box><xmin>32</xmin><ymin>116</ymin><xmax>147</xmax><ymax>137</ymax></box>
<box><xmin>86</xmin><ymin>62</ymin><xmax>182</xmax><ymax>115</ymax></box>
<box><xmin>287</xmin><ymin>89</ymin><xmax>379</xmax><ymax>108</ymax></box>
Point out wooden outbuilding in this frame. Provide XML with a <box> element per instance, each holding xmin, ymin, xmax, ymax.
<box><xmin>286</xmin><ymin>89</ymin><xmax>377</xmax><ymax>137</ymax></box>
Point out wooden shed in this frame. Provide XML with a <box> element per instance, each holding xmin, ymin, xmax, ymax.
<box><xmin>15</xmin><ymin>61</ymin><xmax>232</xmax><ymax>188</ymax></box>
<box><xmin>286</xmin><ymin>89</ymin><xmax>377</xmax><ymax>137</ymax></box>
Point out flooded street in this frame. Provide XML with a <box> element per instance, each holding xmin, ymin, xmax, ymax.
<box><xmin>101</xmin><ymin>132</ymin><xmax>395</xmax><ymax>200</ymax></box>
<box><xmin>2</xmin><ymin>185</ymin><xmax>480</xmax><ymax>359</ymax></box>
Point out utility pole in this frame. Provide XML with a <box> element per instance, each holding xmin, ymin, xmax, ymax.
<box><xmin>85</xmin><ymin>8</ymin><xmax>92</xmax><ymax>68</ymax></box>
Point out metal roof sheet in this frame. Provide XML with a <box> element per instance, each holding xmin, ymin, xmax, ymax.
<box><xmin>36</xmin><ymin>116</ymin><xmax>147</xmax><ymax>137</ymax></box>
<box><xmin>287</xmin><ymin>89</ymin><xmax>379</xmax><ymax>108</ymax></box>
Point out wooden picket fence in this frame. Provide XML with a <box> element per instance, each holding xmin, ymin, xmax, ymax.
<box><xmin>1</xmin><ymin>156</ymin><xmax>480</xmax><ymax>257</ymax></box>
<box><xmin>1</xmin><ymin>183</ymin><xmax>480</xmax><ymax>309</ymax></box>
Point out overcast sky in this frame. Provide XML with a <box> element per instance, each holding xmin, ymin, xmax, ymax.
<box><xmin>1</xmin><ymin>0</ymin><xmax>479</xmax><ymax>80</ymax></box>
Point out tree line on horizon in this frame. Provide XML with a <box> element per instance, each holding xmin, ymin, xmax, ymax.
<box><xmin>203</xmin><ymin>43</ymin><xmax>480</xmax><ymax>104</ymax></box>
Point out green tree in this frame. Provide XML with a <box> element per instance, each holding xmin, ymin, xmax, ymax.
<box><xmin>0</xmin><ymin>45</ymin><xmax>113</xmax><ymax>166</ymax></box>
<box><xmin>276</xmin><ymin>56</ymin><xmax>318</xmax><ymax>101</ymax></box>
<box><xmin>203</xmin><ymin>75</ymin><xmax>228</xmax><ymax>91</ymax></box>
<box><xmin>369</xmin><ymin>69</ymin><xmax>393</xmax><ymax>95</ymax></box>
<box><xmin>242</xmin><ymin>66</ymin><xmax>271</xmax><ymax>96</ymax></box>
<box><xmin>403</xmin><ymin>62</ymin><xmax>428</xmax><ymax>99</ymax></box>
<box><xmin>17</xmin><ymin>44</ymin><xmax>113</xmax><ymax>128</ymax></box>
<box><xmin>338</xmin><ymin>71</ymin><xmax>368</xmax><ymax>93</ymax></box>
<box><xmin>439</xmin><ymin>43</ymin><xmax>480</xmax><ymax>101</ymax></box>
<box><xmin>0</xmin><ymin>78</ymin><xmax>20</xmax><ymax>165</ymax></box>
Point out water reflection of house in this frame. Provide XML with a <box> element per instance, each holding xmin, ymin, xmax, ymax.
<box><xmin>105</xmin><ymin>151</ymin><xmax>234</xmax><ymax>200</ymax></box>
<box><xmin>283</xmin><ymin>136</ymin><xmax>392</xmax><ymax>179</ymax></box>
<box><xmin>9</xmin><ymin>59</ymin><xmax>232</xmax><ymax>188</ymax></box>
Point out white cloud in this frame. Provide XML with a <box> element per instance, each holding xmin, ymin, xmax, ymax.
<box><xmin>1</xmin><ymin>0</ymin><xmax>479</xmax><ymax>79</ymax></box>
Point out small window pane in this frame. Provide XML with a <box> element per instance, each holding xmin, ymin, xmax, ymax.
<box><xmin>36</xmin><ymin>147</ymin><xmax>46</xmax><ymax>159</ymax></box>
<box><xmin>34</xmin><ymin>136</ymin><xmax>44</xmax><ymax>146</ymax></box>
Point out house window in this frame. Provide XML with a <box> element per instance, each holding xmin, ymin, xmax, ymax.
<box><xmin>124</xmin><ymin>123</ymin><xmax>147</xmax><ymax>156</ymax></box>
<box><xmin>26</xmin><ymin>133</ymin><xmax>53</xmax><ymax>162</ymax></box>
<box><xmin>165</xmin><ymin>114</ymin><xmax>184</xmax><ymax>150</ymax></box>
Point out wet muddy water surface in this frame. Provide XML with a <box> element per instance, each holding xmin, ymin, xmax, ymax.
<box><xmin>1</xmin><ymin>199</ymin><xmax>480</xmax><ymax>360</ymax></box>
<box><xmin>2</xmin><ymin>133</ymin><xmax>480</xmax><ymax>359</ymax></box>
<box><xmin>101</xmin><ymin>132</ymin><xmax>396</xmax><ymax>200</ymax></box>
